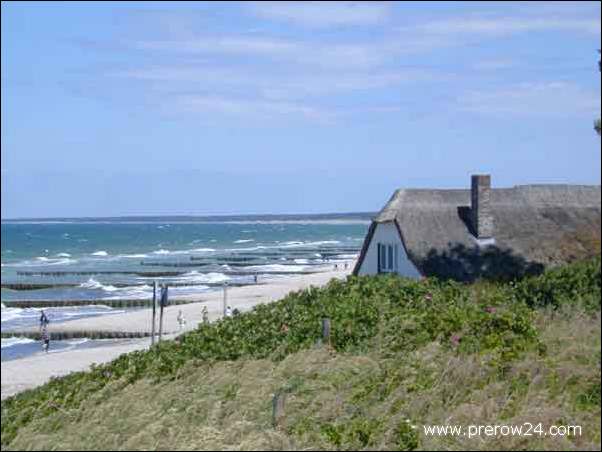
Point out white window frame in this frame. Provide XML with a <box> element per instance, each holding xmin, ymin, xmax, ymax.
<box><xmin>378</xmin><ymin>242</ymin><xmax>399</xmax><ymax>273</ymax></box>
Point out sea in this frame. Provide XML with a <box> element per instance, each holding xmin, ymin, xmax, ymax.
<box><xmin>1</xmin><ymin>215</ymin><xmax>371</xmax><ymax>360</ymax></box>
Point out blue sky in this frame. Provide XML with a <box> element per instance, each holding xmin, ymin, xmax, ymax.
<box><xmin>1</xmin><ymin>1</ymin><xmax>600</xmax><ymax>218</ymax></box>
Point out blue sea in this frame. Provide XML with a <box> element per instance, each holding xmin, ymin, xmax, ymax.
<box><xmin>1</xmin><ymin>216</ymin><xmax>370</xmax><ymax>356</ymax></box>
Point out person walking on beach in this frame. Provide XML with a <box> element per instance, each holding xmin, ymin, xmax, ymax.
<box><xmin>41</xmin><ymin>324</ymin><xmax>50</xmax><ymax>353</ymax></box>
<box><xmin>225</xmin><ymin>306</ymin><xmax>233</xmax><ymax>318</ymax></box>
<box><xmin>202</xmin><ymin>306</ymin><xmax>209</xmax><ymax>324</ymax></box>
<box><xmin>40</xmin><ymin>310</ymin><xmax>49</xmax><ymax>329</ymax></box>
<box><xmin>177</xmin><ymin>310</ymin><xmax>187</xmax><ymax>332</ymax></box>
<box><xmin>254</xmin><ymin>274</ymin><xmax>258</xmax><ymax>284</ymax></box>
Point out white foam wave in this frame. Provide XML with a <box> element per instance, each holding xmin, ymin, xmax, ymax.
<box><xmin>63</xmin><ymin>309</ymin><xmax>126</xmax><ymax>317</ymax></box>
<box><xmin>66</xmin><ymin>338</ymin><xmax>90</xmax><ymax>346</ymax></box>
<box><xmin>80</xmin><ymin>278</ymin><xmax>119</xmax><ymax>292</ymax></box>
<box><xmin>246</xmin><ymin>264</ymin><xmax>307</xmax><ymax>272</ymax></box>
<box><xmin>101</xmin><ymin>286</ymin><xmax>152</xmax><ymax>300</ymax></box>
<box><xmin>226</xmin><ymin>240</ymin><xmax>343</xmax><ymax>253</ymax></box>
<box><xmin>234</xmin><ymin>239</ymin><xmax>255</xmax><ymax>244</ymax></box>
<box><xmin>1</xmin><ymin>304</ymin><xmax>124</xmax><ymax>326</ymax></box>
<box><xmin>80</xmin><ymin>279</ymin><xmax>153</xmax><ymax>297</ymax></box>
<box><xmin>176</xmin><ymin>271</ymin><xmax>231</xmax><ymax>284</ymax></box>
<box><xmin>56</xmin><ymin>253</ymin><xmax>71</xmax><ymax>257</ymax></box>
<box><xmin>306</xmin><ymin>240</ymin><xmax>342</xmax><ymax>246</ymax></box>
<box><xmin>280</xmin><ymin>241</ymin><xmax>304</xmax><ymax>247</ymax></box>
<box><xmin>1</xmin><ymin>337</ymin><xmax>35</xmax><ymax>349</ymax></box>
<box><xmin>6</xmin><ymin>257</ymin><xmax>77</xmax><ymax>267</ymax></box>
<box><xmin>153</xmin><ymin>248</ymin><xmax>215</xmax><ymax>255</ymax></box>
<box><xmin>226</xmin><ymin>245</ymin><xmax>268</xmax><ymax>252</ymax></box>
<box><xmin>1</xmin><ymin>306</ymin><xmax>26</xmax><ymax>323</ymax></box>
<box><xmin>91</xmin><ymin>251</ymin><xmax>109</xmax><ymax>256</ymax></box>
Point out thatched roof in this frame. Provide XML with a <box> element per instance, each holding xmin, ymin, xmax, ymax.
<box><xmin>357</xmin><ymin>184</ymin><xmax>601</xmax><ymax>281</ymax></box>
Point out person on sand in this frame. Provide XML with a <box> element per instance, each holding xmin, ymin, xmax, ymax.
<box><xmin>202</xmin><ymin>306</ymin><xmax>209</xmax><ymax>324</ymax></box>
<box><xmin>177</xmin><ymin>310</ymin><xmax>186</xmax><ymax>331</ymax></box>
<box><xmin>225</xmin><ymin>306</ymin><xmax>233</xmax><ymax>318</ymax></box>
<box><xmin>254</xmin><ymin>274</ymin><xmax>258</xmax><ymax>284</ymax></box>
<box><xmin>41</xmin><ymin>325</ymin><xmax>50</xmax><ymax>353</ymax></box>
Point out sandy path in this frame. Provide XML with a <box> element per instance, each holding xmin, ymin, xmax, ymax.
<box><xmin>1</xmin><ymin>266</ymin><xmax>352</xmax><ymax>400</ymax></box>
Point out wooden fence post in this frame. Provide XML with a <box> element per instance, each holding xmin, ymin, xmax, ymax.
<box><xmin>322</xmin><ymin>318</ymin><xmax>331</xmax><ymax>346</ymax></box>
<box><xmin>272</xmin><ymin>391</ymin><xmax>286</xmax><ymax>428</ymax></box>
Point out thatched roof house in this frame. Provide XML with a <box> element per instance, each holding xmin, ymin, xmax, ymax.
<box><xmin>353</xmin><ymin>175</ymin><xmax>601</xmax><ymax>281</ymax></box>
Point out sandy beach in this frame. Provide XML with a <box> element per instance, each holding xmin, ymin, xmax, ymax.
<box><xmin>1</xmin><ymin>265</ymin><xmax>353</xmax><ymax>400</ymax></box>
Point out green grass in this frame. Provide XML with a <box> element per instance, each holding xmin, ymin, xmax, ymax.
<box><xmin>1</xmin><ymin>257</ymin><xmax>600</xmax><ymax>450</ymax></box>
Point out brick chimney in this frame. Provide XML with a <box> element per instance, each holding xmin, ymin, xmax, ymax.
<box><xmin>471</xmin><ymin>174</ymin><xmax>494</xmax><ymax>239</ymax></box>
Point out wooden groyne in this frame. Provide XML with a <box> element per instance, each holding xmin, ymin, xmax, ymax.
<box><xmin>139</xmin><ymin>262</ymin><xmax>212</xmax><ymax>268</ymax></box>
<box><xmin>141</xmin><ymin>260</ymin><xmax>324</xmax><ymax>268</ymax></box>
<box><xmin>189</xmin><ymin>250</ymin><xmax>359</xmax><ymax>261</ymax></box>
<box><xmin>1</xmin><ymin>330</ymin><xmax>156</xmax><ymax>340</ymax></box>
<box><xmin>1</xmin><ymin>283</ymin><xmax>80</xmax><ymax>291</ymax></box>
<box><xmin>0</xmin><ymin>298</ymin><xmax>203</xmax><ymax>309</ymax></box>
<box><xmin>16</xmin><ymin>270</ymin><xmax>186</xmax><ymax>277</ymax></box>
<box><xmin>1</xmin><ymin>281</ymin><xmax>263</xmax><ymax>291</ymax></box>
<box><xmin>224</xmin><ymin>270</ymin><xmax>321</xmax><ymax>276</ymax></box>
<box><xmin>15</xmin><ymin>269</ymin><xmax>322</xmax><ymax>278</ymax></box>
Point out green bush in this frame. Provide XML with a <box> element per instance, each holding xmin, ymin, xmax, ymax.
<box><xmin>512</xmin><ymin>256</ymin><xmax>601</xmax><ymax>311</ymax></box>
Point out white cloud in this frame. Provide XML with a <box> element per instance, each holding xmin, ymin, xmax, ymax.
<box><xmin>112</xmin><ymin>66</ymin><xmax>439</xmax><ymax>98</ymax></box>
<box><xmin>102</xmin><ymin>4</ymin><xmax>601</xmax><ymax>124</ymax></box>
<box><xmin>247</xmin><ymin>1</ymin><xmax>392</xmax><ymax>28</ymax></box>
<box><xmin>169</xmin><ymin>94</ymin><xmax>334</xmax><ymax>122</ymax></box>
<box><xmin>472</xmin><ymin>59</ymin><xmax>516</xmax><ymax>71</ymax></box>
<box><xmin>411</xmin><ymin>16</ymin><xmax>601</xmax><ymax>37</ymax></box>
<box><xmin>133</xmin><ymin>35</ymin><xmax>403</xmax><ymax>70</ymax></box>
<box><xmin>458</xmin><ymin>82</ymin><xmax>601</xmax><ymax>116</ymax></box>
<box><xmin>135</xmin><ymin>36</ymin><xmax>300</xmax><ymax>56</ymax></box>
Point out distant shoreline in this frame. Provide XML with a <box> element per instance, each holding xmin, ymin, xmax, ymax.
<box><xmin>1</xmin><ymin>212</ymin><xmax>376</xmax><ymax>224</ymax></box>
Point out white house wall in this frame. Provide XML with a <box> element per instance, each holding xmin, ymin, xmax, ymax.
<box><xmin>357</xmin><ymin>222</ymin><xmax>422</xmax><ymax>278</ymax></box>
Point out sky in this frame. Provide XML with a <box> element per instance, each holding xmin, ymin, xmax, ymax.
<box><xmin>1</xmin><ymin>1</ymin><xmax>601</xmax><ymax>218</ymax></box>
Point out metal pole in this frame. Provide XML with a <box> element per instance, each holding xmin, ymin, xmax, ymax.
<box><xmin>158</xmin><ymin>285</ymin><xmax>164</xmax><ymax>342</ymax></box>
<box><xmin>223</xmin><ymin>282</ymin><xmax>228</xmax><ymax>317</ymax></box>
<box><xmin>151</xmin><ymin>281</ymin><xmax>157</xmax><ymax>345</ymax></box>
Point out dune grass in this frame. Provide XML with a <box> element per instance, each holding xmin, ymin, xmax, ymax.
<box><xmin>1</xmin><ymin>258</ymin><xmax>600</xmax><ymax>450</ymax></box>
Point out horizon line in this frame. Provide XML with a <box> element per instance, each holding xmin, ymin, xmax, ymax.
<box><xmin>1</xmin><ymin>211</ymin><xmax>377</xmax><ymax>222</ymax></box>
